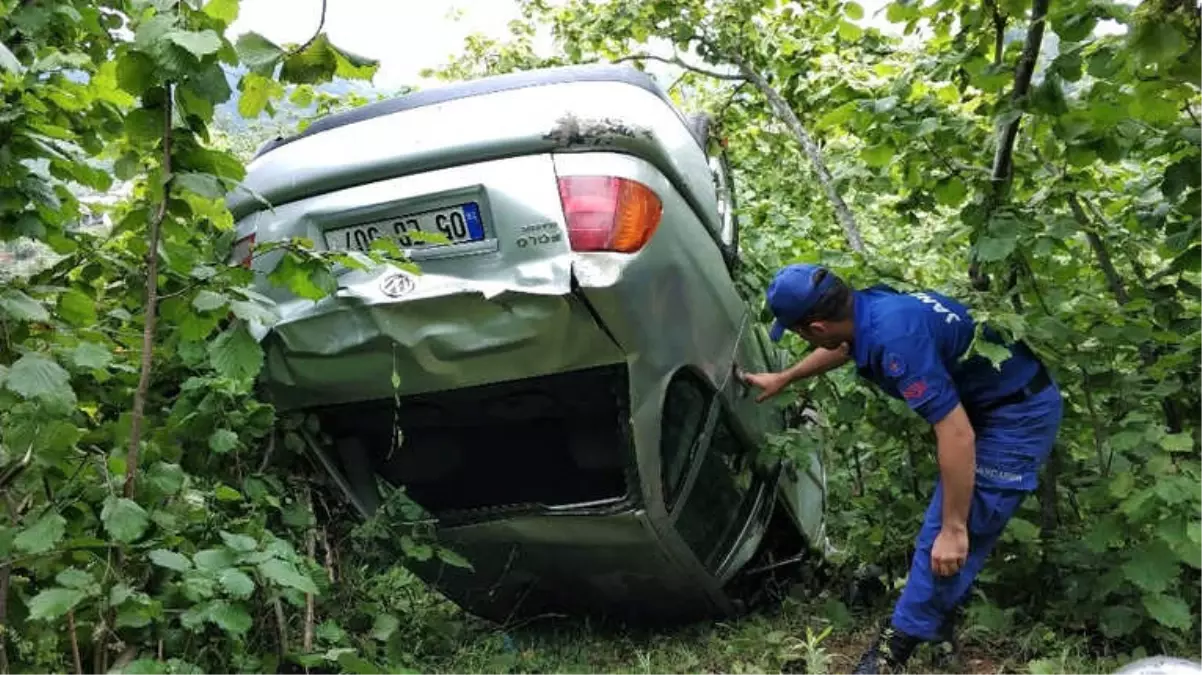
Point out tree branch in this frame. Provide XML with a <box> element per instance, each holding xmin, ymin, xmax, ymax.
<box><xmin>971</xmin><ymin>0</ymin><xmax>1050</xmax><ymax>290</ymax></box>
<box><xmin>0</xmin><ymin>563</ymin><xmax>8</xmax><ymax>675</ymax></box>
<box><xmin>727</xmin><ymin>53</ymin><xmax>866</xmax><ymax>253</ymax></box>
<box><xmin>124</xmin><ymin>91</ymin><xmax>173</xmax><ymax>500</ymax></box>
<box><xmin>922</xmin><ymin>137</ymin><xmax>965</xmax><ymax>178</ymax></box>
<box><xmin>1068</xmin><ymin>194</ymin><xmax>1128</xmax><ymax>304</ymax></box>
<box><xmin>989</xmin><ymin>0</ymin><xmax>1049</xmax><ymax>197</ymax></box>
<box><xmin>289</xmin><ymin>0</ymin><xmax>328</xmax><ymax>56</ymax></box>
<box><xmin>67</xmin><ymin>610</ymin><xmax>83</xmax><ymax>675</ymax></box>
<box><xmin>985</xmin><ymin>0</ymin><xmax>1008</xmax><ymax>64</ymax></box>
<box><xmin>610</xmin><ymin>53</ymin><xmax>744</xmax><ymax>80</ymax></box>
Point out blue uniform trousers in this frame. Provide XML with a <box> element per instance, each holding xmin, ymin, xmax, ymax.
<box><xmin>891</xmin><ymin>384</ymin><xmax>1063</xmax><ymax>641</ymax></box>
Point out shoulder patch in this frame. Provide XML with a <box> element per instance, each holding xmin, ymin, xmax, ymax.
<box><xmin>883</xmin><ymin>351</ymin><xmax>906</xmax><ymax>378</ymax></box>
<box><xmin>902</xmin><ymin>379</ymin><xmax>928</xmax><ymax>401</ymax></box>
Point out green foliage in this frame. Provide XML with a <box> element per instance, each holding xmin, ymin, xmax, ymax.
<box><xmin>431</xmin><ymin>0</ymin><xmax>1201</xmax><ymax>657</ymax></box>
<box><xmin>0</xmin><ymin>1</ymin><xmax>439</xmax><ymax>672</ymax></box>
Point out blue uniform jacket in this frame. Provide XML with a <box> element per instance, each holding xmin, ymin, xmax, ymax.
<box><xmin>850</xmin><ymin>284</ymin><xmax>1041</xmax><ymax>424</ymax></box>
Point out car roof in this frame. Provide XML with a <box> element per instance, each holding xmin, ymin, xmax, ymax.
<box><xmin>252</xmin><ymin>63</ymin><xmax>679</xmax><ymax>160</ymax></box>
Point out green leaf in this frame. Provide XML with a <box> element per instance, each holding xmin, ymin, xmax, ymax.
<box><xmin>70</xmin><ymin>342</ymin><xmax>113</xmax><ymax>370</ymax></box>
<box><xmin>268</xmin><ymin>252</ymin><xmax>336</xmax><ymax>301</ymax></box>
<box><xmin>860</xmin><ymin>144</ymin><xmax>895</xmax><ymax>168</ymax></box>
<box><xmin>370</xmin><ymin>614</ymin><xmax>400</xmax><ymax>641</ymax></box>
<box><xmin>55</xmin><ymin>568</ymin><xmax>93</xmax><ymax>589</ymax></box>
<box><xmin>837</xmin><ymin>20</ymin><xmax>863</xmax><ymax>41</ymax></box>
<box><xmin>59</xmin><ymin>289</ymin><xmax>97</xmax><ymax>326</ymax></box>
<box><xmin>1121</xmin><ymin>543</ymin><xmax>1178</xmax><ymax>594</ymax></box>
<box><xmin>167</xmin><ymin>30</ymin><xmax>222</xmax><ymax>58</ymax></box>
<box><xmin>436</xmin><ymin>547</ymin><xmax>473</xmax><ymax>570</ymax></box>
<box><xmin>1130</xmin><ymin>21</ymin><xmax>1189</xmax><ymax>67</ymax></box>
<box><xmin>1142</xmin><ymin>593</ymin><xmax>1193</xmax><ymax>630</ymax></box>
<box><xmin>208</xmin><ymin>324</ymin><xmax>264</xmax><ymax>381</ymax></box>
<box><xmin>1099</xmin><ymin>605</ymin><xmax>1142</xmax><ymax>638</ymax></box>
<box><xmin>0</xmin><ymin>290</ymin><xmax>50</xmax><ymax>322</ymax></box>
<box><xmin>844</xmin><ymin>1</ymin><xmax>864</xmax><ymax>19</ymax></box>
<box><xmin>280</xmin><ymin>33</ymin><xmax>339</xmax><ymax>84</ymax></box>
<box><xmin>933</xmin><ymin>178</ymin><xmax>967</xmax><ymax>206</ymax></box>
<box><xmin>1003</xmin><ymin>517</ymin><xmax>1039</xmax><ymax>543</ymax></box>
<box><xmin>27</xmin><ymin>587</ymin><xmax>86</xmax><ymax>621</ymax></box>
<box><xmin>975</xmin><ymin>233</ymin><xmax>1017</xmax><ymax>262</ymax></box>
<box><xmin>214</xmin><ymin>484</ymin><xmax>243</xmax><ymax>501</ymax></box>
<box><xmin>14</xmin><ymin>514</ymin><xmax>66</xmax><ymax>554</ymax></box>
<box><xmin>218</xmin><ymin>568</ymin><xmax>255</xmax><ymax>599</ymax></box>
<box><xmin>209</xmin><ymin>429</ymin><xmax>239</xmax><ymax>454</ymax></box>
<box><xmin>208</xmin><ymin>601</ymin><xmax>252</xmax><ymax>635</ymax></box>
<box><xmin>6</xmin><ymin>352</ymin><xmax>75</xmax><ymax>409</ymax></box>
<box><xmin>400</xmin><ymin>535</ymin><xmax>433</xmax><ymax>561</ymax></box>
<box><xmin>229</xmin><ymin>299</ymin><xmax>278</xmax><ymax>325</ymax></box>
<box><xmin>1161</xmin><ymin>433</ymin><xmax>1195</xmax><ymax>454</ymax></box>
<box><xmin>257</xmin><ymin>558</ymin><xmax>318</xmax><ymax>594</ymax></box>
<box><xmin>219</xmin><ymin>530</ymin><xmax>257</xmax><ymax>553</ymax></box>
<box><xmin>237</xmin><ymin>72</ymin><xmax>279</xmax><ymax>118</ymax></box>
<box><xmin>193</xmin><ymin>290</ymin><xmax>229</xmax><ymax>312</ymax></box>
<box><xmin>101</xmin><ymin>497</ymin><xmax>149</xmax><ymax>544</ymax></box>
<box><xmin>1162</xmin><ymin>158</ymin><xmax>1200</xmax><ymax>201</ymax></box>
<box><xmin>203</xmin><ymin>0</ymin><xmax>239</xmax><ymax>23</ymax></box>
<box><xmin>194</xmin><ymin>547</ymin><xmax>237</xmax><ymax>571</ymax></box>
<box><xmin>150</xmin><ymin>549</ymin><xmax>194</xmax><ymax>572</ymax></box>
<box><xmin>235</xmin><ymin>32</ymin><xmax>284</xmax><ymax>75</ymax></box>
<box><xmin>119</xmin><ymin>659</ymin><xmax>166</xmax><ymax>674</ymax></box>
<box><xmin>175</xmin><ymin>172</ymin><xmax>226</xmax><ymax>199</ymax></box>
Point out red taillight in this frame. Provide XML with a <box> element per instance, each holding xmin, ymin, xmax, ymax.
<box><xmin>556</xmin><ymin>176</ymin><xmax>662</xmax><ymax>253</ymax></box>
<box><xmin>230</xmin><ymin>233</ymin><xmax>255</xmax><ymax>268</ymax></box>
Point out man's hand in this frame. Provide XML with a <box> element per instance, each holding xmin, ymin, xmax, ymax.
<box><xmin>931</xmin><ymin>526</ymin><xmax>968</xmax><ymax>576</ymax></box>
<box><xmin>740</xmin><ymin>371</ymin><xmax>791</xmax><ymax>402</ymax></box>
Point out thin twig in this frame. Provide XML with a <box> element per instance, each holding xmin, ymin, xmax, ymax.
<box><xmin>610</xmin><ymin>52</ymin><xmax>744</xmax><ymax>81</ymax></box>
<box><xmin>289</xmin><ymin>0</ymin><xmax>327</xmax><ymax>56</ymax></box>
<box><xmin>67</xmin><ymin>611</ymin><xmax>83</xmax><ymax>675</ymax></box>
<box><xmin>125</xmin><ymin>89</ymin><xmax>174</xmax><ymax>499</ymax></box>
<box><xmin>303</xmin><ymin>487</ymin><xmax>316</xmax><ymax>654</ymax></box>
<box><xmin>272</xmin><ymin>597</ymin><xmax>289</xmax><ymax>660</ymax></box>
<box><xmin>1079</xmin><ymin>367</ymin><xmax>1109</xmax><ymax>476</ymax></box>
<box><xmin>258</xmin><ymin>430</ymin><xmax>277</xmax><ymax>473</ymax></box>
<box><xmin>303</xmin><ymin>565</ymin><xmax>315</xmax><ymax>653</ymax></box>
<box><xmin>1184</xmin><ymin>102</ymin><xmax>1199</xmax><ymax>127</ymax></box>
<box><xmin>922</xmin><ymin>137</ymin><xmax>965</xmax><ymax>178</ymax></box>
<box><xmin>0</xmin><ymin>563</ymin><xmax>9</xmax><ymax>675</ymax></box>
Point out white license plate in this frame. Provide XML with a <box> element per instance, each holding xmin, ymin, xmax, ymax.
<box><xmin>324</xmin><ymin>202</ymin><xmax>486</xmax><ymax>252</ymax></box>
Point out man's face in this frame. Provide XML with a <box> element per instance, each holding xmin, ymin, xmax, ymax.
<box><xmin>794</xmin><ymin>320</ymin><xmax>846</xmax><ymax>350</ymax></box>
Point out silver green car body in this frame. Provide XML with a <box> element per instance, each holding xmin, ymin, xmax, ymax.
<box><xmin>230</xmin><ymin>64</ymin><xmax>827</xmax><ymax>622</ymax></box>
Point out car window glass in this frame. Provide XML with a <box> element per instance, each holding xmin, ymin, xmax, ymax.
<box><xmin>660</xmin><ymin>372</ymin><xmax>712</xmax><ymax>508</ymax></box>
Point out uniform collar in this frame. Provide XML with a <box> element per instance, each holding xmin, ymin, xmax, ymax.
<box><xmin>851</xmin><ymin>289</ymin><xmax>873</xmax><ymax>369</ymax></box>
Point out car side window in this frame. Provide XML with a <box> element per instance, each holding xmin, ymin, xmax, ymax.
<box><xmin>709</xmin><ymin>152</ymin><xmax>740</xmax><ymax>270</ymax></box>
<box><xmin>660</xmin><ymin>370</ymin><xmax>713</xmax><ymax>509</ymax></box>
<box><xmin>674</xmin><ymin>407</ymin><xmax>754</xmax><ymax>570</ymax></box>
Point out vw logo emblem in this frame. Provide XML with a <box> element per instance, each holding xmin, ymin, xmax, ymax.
<box><xmin>379</xmin><ymin>272</ymin><xmax>415</xmax><ymax>298</ymax></box>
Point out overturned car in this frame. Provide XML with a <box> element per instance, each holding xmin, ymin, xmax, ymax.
<box><xmin>227</xmin><ymin>64</ymin><xmax>828</xmax><ymax>622</ymax></box>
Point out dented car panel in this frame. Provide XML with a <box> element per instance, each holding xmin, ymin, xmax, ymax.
<box><xmin>232</xmin><ymin>64</ymin><xmax>827</xmax><ymax>622</ymax></box>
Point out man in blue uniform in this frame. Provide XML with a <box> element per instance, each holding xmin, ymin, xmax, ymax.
<box><xmin>742</xmin><ymin>264</ymin><xmax>1062</xmax><ymax>674</ymax></box>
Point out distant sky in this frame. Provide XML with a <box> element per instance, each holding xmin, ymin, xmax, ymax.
<box><xmin>227</xmin><ymin>0</ymin><xmax>542</xmax><ymax>89</ymax></box>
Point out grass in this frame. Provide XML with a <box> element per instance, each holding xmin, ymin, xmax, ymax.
<box><xmin>409</xmin><ymin>591</ymin><xmax>1150</xmax><ymax>674</ymax></box>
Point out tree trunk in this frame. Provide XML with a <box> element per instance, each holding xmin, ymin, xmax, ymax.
<box><xmin>971</xmin><ymin>0</ymin><xmax>1051</xmax><ymax>289</ymax></box>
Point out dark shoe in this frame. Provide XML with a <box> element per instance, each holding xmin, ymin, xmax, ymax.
<box><xmin>852</xmin><ymin>625</ymin><xmax>921</xmax><ymax>674</ymax></box>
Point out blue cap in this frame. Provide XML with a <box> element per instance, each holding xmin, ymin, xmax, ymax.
<box><xmin>766</xmin><ymin>264</ymin><xmax>837</xmax><ymax>342</ymax></box>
